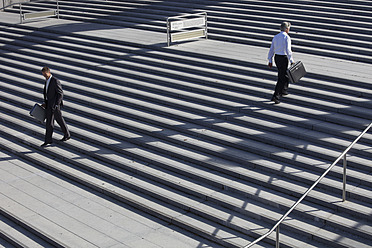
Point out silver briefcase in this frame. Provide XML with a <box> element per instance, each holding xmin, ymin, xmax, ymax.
<box><xmin>30</xmin><ymin>103</ymin><xmax>46</xmax><ymax>123</ymax></box>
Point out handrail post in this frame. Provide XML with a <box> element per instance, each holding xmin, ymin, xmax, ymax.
<box><xmin>19</xmin><ymin>3</ymin><xmax>22</xmax><ymax>24</ymax></box>
<box><xmin>276</xmin><ymin>226</ymin><xmax>280</xmax><ymax>248</ymax></box>
<box><xmin>205</xmin><ymin>12</ymin><xmax>208</xmax><ymax>40</ymax></box>
<box><xmin>166</xmin><ymin>17</ymin><xmax>170</xmax><ymax>47</ymax></box>
<box><xmin>56</xmin><ymin>0</ymin><xmax>59</xmax><ymax>19</ymax></box>
<box><xmin>343</xmin><ymin>154</ymin><xmax>347</xmax><ymax>202</ymax></box>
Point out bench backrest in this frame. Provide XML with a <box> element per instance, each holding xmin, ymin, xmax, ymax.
<box><xmin>167</xmin><ymin>13</ymin><xmax>207</xmax><ymax>46</ymax></box>
<box><xmin>23</xmin><ymin>9</ymin><xmax>56</xmax><ymax>20</ymax></box>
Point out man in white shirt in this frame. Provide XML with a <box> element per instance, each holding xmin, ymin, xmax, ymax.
<box><xmin>268</xmin><ymin>22</ymin><xmax>294</xmax><ymax>104</ymax></box>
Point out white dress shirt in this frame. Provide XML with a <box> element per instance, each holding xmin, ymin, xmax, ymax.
<box><xmin>268</xmin><ymin>31</ymin><xmax>294</xmax><ymax>64</ymax></box>
<box><xmin>45</xmin><ymin>74</ymin><xmax>52</xmax><ymax>100</ymax></box>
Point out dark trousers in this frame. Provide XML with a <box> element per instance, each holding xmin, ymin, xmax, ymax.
<box><xmin>45</xmin><ymin>106</ymin><xmax>69</xmax><ymax>143</ymax></box>
<box><xmin>273</xmin><ymin>54</ymin><xmax>289</xmax><ymax>100</ymax></box>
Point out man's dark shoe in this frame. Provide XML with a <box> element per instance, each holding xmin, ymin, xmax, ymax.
<box><xmin>41</xmin><ymin>142</ymin><xmax>52</xmax><ymax>147</ymax></box>
<box><xmin>281</xmin><ymin>91</ymin><xmax>289</xmax><ymax>96</ymax></box>
<box><xmin>60</xmin><ymin>135</ymin><xmax>71</xmax><ymax>142</ymax></box>
<box><xmin>271</xmin><ymin>97</ymin><xmax>280</xmax><ymax>104</ymax></box>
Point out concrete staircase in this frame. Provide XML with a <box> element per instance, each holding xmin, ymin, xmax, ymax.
<box><xmin>1</xmin><ymin>1</ymin><xmax>372</xmax><ymax>247</ymax></box>
<box><xmin>6</xmin><ymin>0</ymin><xmax>372</xmax><ymax>63</ymax></box>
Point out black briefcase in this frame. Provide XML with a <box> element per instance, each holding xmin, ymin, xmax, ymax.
<box><xmin>30</xmin><ymin>103</ymin><xmax>46</xmax><ymax>123</ymax></box>
<box><xmin>287</xmin><ymin>61</ymin><xmax>306</xmax><ymax>83</ymax></box>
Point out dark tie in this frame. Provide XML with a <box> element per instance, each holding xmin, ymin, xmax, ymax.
<box><xmin>44</xmin><ymin>81</ymin><xmax>47</xmax><ymax>100</ymax></box>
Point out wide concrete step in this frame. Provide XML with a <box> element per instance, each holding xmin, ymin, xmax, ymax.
<box><xmin>0</xmin><ymin>70</ymin><xmax>372</xmax><ymax>231</ymax></box>
<box><xmin>0</xmin><ymin>86</ymin><xmax>370</xmax><ymax>210</ymax></box>
<box><xmin>20</xmin><ymin>0</ymin><xmax>372</xmax><ymax>28</ymax></box>
<box><xmin>209</xmin><ymin>21</ymin><xmax>372</xmax><ymax>50</ymax></box>
<box><xmin>0</xmin><ymin>32</ymin><xmax>371</xmax><ymax>173</ymax></box>
<box><xmin>1</xmin><ymin>25</ymin><xmax>372</xmax><ymax>99</ymax></box>
<box><xmin>1</xmin><ymin>51</ymin><xmax>372</xmax><ymax>192</ymax></box>
<box><xmin>0</xmin><ymin>31</ymin><xmax>370</xmax><ymax>134</ymax></box>
<box><xmin>205</xmin><ymin>27</ymin><xmax>372</xmax><ymax>63</ymax></box>
<box><xmin>0</xmin><ymin>207</ymin><xmax>54</xmax><ymax>248</ymax></box>
<box><xmin>5</xmin><ymin>49</ymin><xmax>371</xmax><ymax>123</ymax></box>
<box><xmin>17</xmin><ymin>1</ymin><xmax>372</xmax><ymax>38</ymax></box>
<box><xmin>208</xmin><ymin>15</ymin><xmax>372</xmax><ymax>43</ymax></box>
<box><xmin>1</xmin><ymin>22</ymin><xmax>371</xmax><ymax>90</ymax></box>
<box><xmin>212</xmin><ymin>0</ymin><xmax>372</xmax><ymax>16</ymax></box>
<box><xmin>9</xmin><ymin>0</ymin><xmax>372</xmax><ymax>62</ymax></box>
<box><xmin>0</xmin><ymin>26</ymin><xmax>370</xmax><ymax>123</ymax></box>
<box><xmin>1</xmin><ymin>97</ymin><xmax>372</xmax><ymax>248</ymax></box>
<box><xmin>1</xmin><ymin>148</ymin><xmax>228</xmax><ymax>248</ymax></box>
<box><xmin>1</xmin><ymin>67</ymin><xmax>372</xmax><ymax>198</ymax></box>
<box><xmin>0</xmin><ymin>29</ymin><xmax>371</xmax><ymax>129</ymax></box>
<box><xmin>56</xmin><ymin>0</ymin><xmax>372</xmax><ymax>25</ymax></box>
<box><xmin>13</xmin><ymin>0</ymin><xmax>372</xmax><ymax>32</ymax></box>
<box><xmin>0</xmin><ymin>237</ymin><xmax>15</xmax><ymax>248</ymax></box>
<box><xmin>0</xmin><ymin>129</ymin><xmax>258</xmax><ymax>248</ymax></box>
<box><xmin>0</xmin><ymin>14</ymin><xmax>371</xmax><ymax>247</ymax></box>
<box><xmin>0</xmin><ymin>120</ymin><xmax>305</xmax><ymax>248</ymax></box>
<box><xmin>0</xmin><ymin>189</ymin><xmax>83</xmax><ymax>248</ymax></box>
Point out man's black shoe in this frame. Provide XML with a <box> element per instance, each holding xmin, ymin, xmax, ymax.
<box><xmin>281</xmin><ymin>91</ymin><xmax>289</xmax><ymax>96</ymax></box>
<box><xmin>271</xmin><ymin>97</ymin><xmax>280</xmax><ymax>104</ymax></box>
<box><xmin>41</xmin><ymin>142</ymin><xmax>52</xmax><ymax>147</ymax></box>
<box><xmin>60</xmin><ymin>136</ymin><xmax>71</xmax><ymax>142</ymax></box>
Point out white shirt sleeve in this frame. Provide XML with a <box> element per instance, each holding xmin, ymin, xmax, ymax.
<box><xmin>268</xmin><ymin>39</ymin><xmax>275</xmax><ymax>63</ymax></box>
<box><xmin>286</xmin><ymin>36</ymin><xmax>294</xmax><ymax>64</ymax></box>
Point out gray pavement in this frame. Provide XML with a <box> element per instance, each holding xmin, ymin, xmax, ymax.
<box><xmin>0</xmin><ymin>11</ymin><xmax>20</xmax><ymax>23</ymax></box>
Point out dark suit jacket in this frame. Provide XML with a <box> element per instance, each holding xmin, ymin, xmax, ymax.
<box><xmin>43</xmin><ymin>76</ymin><xmax>64</xmax><ymax>110</ymax></box>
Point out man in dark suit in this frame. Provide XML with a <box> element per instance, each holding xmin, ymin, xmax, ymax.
<box><xmin>41</xmin><ymin>66</ymin><xmax>70</xmax><ymax>147</ymax></box>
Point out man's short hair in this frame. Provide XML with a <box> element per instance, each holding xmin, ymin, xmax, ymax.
<box><xmin>41</xmin><ymin>66</ymin><xmax>50</xmax><ymax>73</ymax></box>
<box><xmin>280</xmin><ymin>22</ymin><xmax>291</xmax><ymax>31</ymax></box>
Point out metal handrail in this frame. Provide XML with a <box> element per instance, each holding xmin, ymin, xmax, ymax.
<box><xmin>18</xmin><ymin>0</ymin><xmax>59</xmax><ymax>24</ymax></box>
<box><xmin>1</xmin><ymin>0</ymin><xmax>57</xmax><ymax>12</ymax></box>
<box><xmin>245</xmin><ymin>122</ymin><xmax>372</xmax><ymax>248</ymax></box>
<box><xmin>1</xmin><ymin>0</ymin><xmax>31</xmax><ymax>10</ymax></box>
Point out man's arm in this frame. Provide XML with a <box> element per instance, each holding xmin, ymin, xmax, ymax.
<box><xmin>53</xmin><ymin>78</ymin><xmax>64</xmax><ymax>109</ymax></box>
<box><xmin>286</xmin><ymin>36</ymin><xmax>294</xmax><ymax>64</ymax></box>
<box><xmin>267</xmin><ymin>40</ymin><xmax>275</xmax><ymax>65</ymax></box>
<box><xmin>267</xmin><ymin>38</ymin><xmax>275</xmax><ymax>68</ymax></box>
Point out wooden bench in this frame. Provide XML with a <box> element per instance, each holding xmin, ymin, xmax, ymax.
<box><xmin>171</xmin><ymin>29</ymin><xmax>206</xmax><ymax>43</ymax></box>
<box><xmin>23</xmin><ymin>9</ymin><xmax>56</xmax><ymax>20</ymax></box>
<box><xmin>20</xmin><ymin>0</ymin><xmax>59</xmax><ymax>24</ymax></box>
